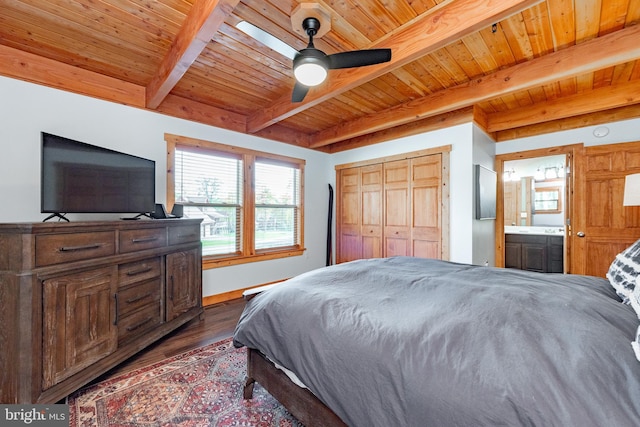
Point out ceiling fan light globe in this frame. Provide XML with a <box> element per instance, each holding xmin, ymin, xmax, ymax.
<box><xmin>294</xmin><ymin>62</ymin><xmax>327</xmax><ymax>86</ymax></box>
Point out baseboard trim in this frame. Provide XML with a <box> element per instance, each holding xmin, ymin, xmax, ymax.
<box><xmin>202</xmin><ymin>278</ymin><xmax>288</xmax><ymax>306</ymax></box>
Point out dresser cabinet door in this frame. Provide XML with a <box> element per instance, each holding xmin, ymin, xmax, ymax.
<box><xmin>166</xmin><ymin>249</ymin><xmax>201</xmax><ymax>321</ymax></box>
<box><xmin>42</xmin><ymin>266</ymin><xmax>117</xmax><ymax>389</ymax></box>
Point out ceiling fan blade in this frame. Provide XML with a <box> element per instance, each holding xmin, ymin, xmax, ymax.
<box><xmin>292</xmin><ymin>81</ymin><xmax>310</xmax><ymax>102</ymax></box>
<box><xmin>327</xmin><ymin>49</ymin><xmax>391</xmax><ymax>69</ymax></box>
<box><xmin>235</xmin><ymin>21</ymin><xmax>297</xmax><ymax>60</ymax></box>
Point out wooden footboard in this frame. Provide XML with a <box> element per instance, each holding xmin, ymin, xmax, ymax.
<box><xmin>244</xmin><ymin>348</ymin><xmax>347</xmax><ymax>427</ymax></box>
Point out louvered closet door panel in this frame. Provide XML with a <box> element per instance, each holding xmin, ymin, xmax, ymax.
<box><xmin>411</xmin><ymin>155</ymin><xmax>443</xmax><ymax>259</ymax></box>
<box><xmin>384</xmin><ymin>160</ymin><xmax>411</xmax><ymax>257</ymax></box>
<box><xmin>337</xmin><ymin>168</ymin><xmax>362</xmax><ymax>263</ymax></box>
<box><xmin>361</xmin><ymin>165</ymin><xmax>383</xmax><ymax>259</ymax></box>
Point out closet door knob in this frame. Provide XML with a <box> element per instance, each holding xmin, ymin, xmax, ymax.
<box><xmin>576</xmin><ymin>231</ymin><xmax>585</xmax><ymax>237</ymax></box>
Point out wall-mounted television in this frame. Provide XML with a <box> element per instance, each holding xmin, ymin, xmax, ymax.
<box><xmin>475</xmin><ymin>164</ymin><xmax>497</xmax><ymax>220</ymax></box>
<box><xmin>41</xmin><ymin>132</ymin><xmax>155</xmax><ymax>220</ymax></box>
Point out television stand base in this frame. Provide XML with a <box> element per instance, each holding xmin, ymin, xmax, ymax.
<box><xmin>133</xmin><ymin>212</ymin><xmax>153</xmax><ymax>219</ymax></box>
<box><xmin>43</xmin><ymin>213</ymin><xmax>69</xmax><ymax>222</ymax></box>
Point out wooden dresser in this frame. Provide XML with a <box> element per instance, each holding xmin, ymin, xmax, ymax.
<box><xmin>0</xmin><ymin>219</ymin><xmax>203</xmax><ymax>403</ymax></box>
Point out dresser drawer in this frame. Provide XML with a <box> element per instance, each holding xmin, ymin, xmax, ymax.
<box><xmin>117</xmin><ymin>300</ymin><xmax>162</xmax><ymax>344</ymax></box>
<box><xmin>118</xmin><ymin>258</ymin><xmax>161</xmax><ymax>287</ymax></box>
<box><xmin>116</xmin><ymin>278</ymin><xmax>161</xmax><ymax>318</ymax></box>
<box><xmin>119</xmin><ymin>228</ymin><xmax>167</xmax><ymax>253</ymax></box>
<box><xmin>168</xmin><ymin>224</ymin><xmax>201</xmax><ymax>245</ymax></box>
<box><xmin>36</xmin><ymin>231</ymin><xmax>116</xmax><ymax>266</ymax></box>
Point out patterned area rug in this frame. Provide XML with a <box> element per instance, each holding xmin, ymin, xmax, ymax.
<box><xmin>68</xmin><ymin>338</ymin><xmax>302</xmax><ymax>426</ymax></box>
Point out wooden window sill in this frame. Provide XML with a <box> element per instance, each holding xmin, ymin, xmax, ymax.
<box><xmin>202</xmin><ymin>247</ymin><xmax>306</xmax><ymax>269</ymax></box>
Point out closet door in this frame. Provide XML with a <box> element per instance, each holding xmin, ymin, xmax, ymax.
<box><xmin>337</xmin><ymin>165</ymin><xmax>382</xmax><ymax>263</ymax></box>
<box><xmin>336</xmin><ymin>147</ymin><xmax>450</xmax><ymax>263</ymax></box>
<box><xmin>384</xmin><ymin>160</ymin><xmax>411</xmax><ymax>257</ymax></box>
<box><xmin>337</xmin><ymin>167</ymin><xmax>361</xmax><ymax>262</ymax></box>
<box><xmin>360</xmin><ymin>165</ymin><xmax>383</xmax><ymax>259</ymax></box>
<box><xmin>410</xmin><ymin>154</ymin><xmax>443</xmax><ymax>259</ymax></box>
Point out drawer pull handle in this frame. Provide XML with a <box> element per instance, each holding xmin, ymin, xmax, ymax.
<box><xmin>126</xmin><ymin>317</ymin><xmax>153</xmax><ymax>332</ymax></box>
<box><xmin>126</xmin><ymin>293</ymin><xmax>152</xmax><ymax>304</ymax></box>
<box><xmin>179</xmin><ymin>234</ymin><xmax>198</xmax><ymax>239</ymax></box>
<box><xmin>126</xmin><ymin>267</ymin><xmax>153</xmax><ymax>276</ymax></box>
<box><xmin>59</xmin><ymin>243</ymin><xmax>102</xmax><ymax>252</ymax></box>
<box><xmin>131</xmin><ymin>237</ymin><xmax>159</xmax><ymax>243</ymax></box>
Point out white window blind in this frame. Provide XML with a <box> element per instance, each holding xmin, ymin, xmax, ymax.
<box><xmin>255</xmin><ymin>160</ymin><xmax>301</xmax><ymax>250</ymax></box>
<box><xmin>175</xmin><ymin>148</ymin><xmax>242</xmax><ymax>256</ymax></box>
<box><xmin>170</xmin><ymin>136</ymin><xmax>304</xmax><ymax>263</ymax></box>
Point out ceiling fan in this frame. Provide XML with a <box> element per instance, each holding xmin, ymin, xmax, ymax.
<box><xmin>236</xmin><ymin>8</ymin><xmax>391</xmax><ymax>103</ymax></box>
<box><xmin>290</xmin><ymin>17</ymin><xmax>391</xmax><ymax>102</ymax></box>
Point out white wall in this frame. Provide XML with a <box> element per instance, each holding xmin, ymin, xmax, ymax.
<box><xmin>0</xmin><ymin>76</ymin><xmax>332</xmax><ymax>297</ymax></box>
<box><xmin>329</xmin><ymin>123</ymin><xmax>476</xmax><ymax>264</ymax></box>
<box><xmin>472</xmin><ymin>126</ymin><xmax>497</xmax><ymax>266</ymax></box>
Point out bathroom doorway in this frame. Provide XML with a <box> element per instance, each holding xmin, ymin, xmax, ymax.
<box><xmin>503</xmin><ymin>155</ymin><xmax>566</xmax><ymax>229</ymax></box>
<box><xmin>495</xmin><ymin>145</ymin><xmax>580</xmax><ymax>272</ymax></box>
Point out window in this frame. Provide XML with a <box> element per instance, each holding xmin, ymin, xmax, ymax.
<box><xmin>533</xmin><ymin>186</ymin><xmax>562</xmax><ymax>214</ymax></box>
<box><xmin>254</xmin><ymin>160</ymin><xmax>301</xmax><ymax>250</ymax></box>
<box><xmin>166</xmin><ymin>134</ymin><xmax>305</xmax><ymax>268</ymax></box>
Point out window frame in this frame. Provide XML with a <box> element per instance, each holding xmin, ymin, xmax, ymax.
<box><xmin>533</xmin><ymin>185</ymin><xmax>562</xmax><ymax>214</ymax></box>
<box><xmin>166</xmin><ymin>133</ymin><xmax>305</xmax><ymax>269</ymax></box>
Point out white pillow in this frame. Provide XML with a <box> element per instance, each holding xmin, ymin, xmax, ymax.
<box><xmin>607</xmin><ymin>238</ymin><xmax>640</xmax><ymax>304</ymax></box>
<box><xmin>632</xmin><ymin>325</ymin><xmax>640</xmax><ymax>362</ymax></box>
<box><xmin>631</xmin><ymin>276</ymin><xmax>640</xmax><ymax>319</ymax></box>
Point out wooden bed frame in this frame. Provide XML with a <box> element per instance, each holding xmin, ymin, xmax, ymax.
<box><xmin>241</xmin><ymin>286</ymin><xmax>347</xmax><ymax>426</ymax></box>
<box><xmin>243</xmin><ymin>348</ymin><xmax>347</xmax><ymax>427</ymax></box>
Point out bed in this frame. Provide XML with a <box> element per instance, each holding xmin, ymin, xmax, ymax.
<box><xmin>233</xmin><ymin>256</ymin><xmax>640</xmax><ymax>426</ymax></box>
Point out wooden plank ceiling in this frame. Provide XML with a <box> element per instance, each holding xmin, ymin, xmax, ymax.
<box><xmin>1</xmin><ymin>0</ymin><xmax>639</xmax><ymax>152</ymax></box>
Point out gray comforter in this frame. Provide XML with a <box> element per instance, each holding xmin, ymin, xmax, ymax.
<box><xmin>233</xmin><ymin>257</ymin><xmax>640</xmax><ymax>426</ymax></box>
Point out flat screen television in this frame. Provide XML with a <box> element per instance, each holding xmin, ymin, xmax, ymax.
<box><xmin>41</xmin><ymin>132</ymin><xmax>155</xmax><ymax>219</ymax></box>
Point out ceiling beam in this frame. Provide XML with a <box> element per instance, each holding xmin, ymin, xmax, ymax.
<box><xmin>156</xmin><ymin>93</ymin><xmax>246</xmax><ymax>133</ymax></box>
<box><xmin>146</xmin><ymin>0</ymin><xmax>240</xmax><ymax>109</ymax></box>
<box><xmin>326</xmin><ymin>107</ymin><xmax>474</xmax><ymax>153</ymax></box>
<box><xmin>246</xmin><ymin>0</ymin><xmax>543</xmax><ymax>133</ymax></box>
<box><xmin>495</xmin><ymin>104</ymin><xmax>640</xmax><ymax>142</ymax></box>
<box><xmin>0</xmin><ymin>44</ymin><xmax>145</xmax><ymax>107</ymax></box>
<box><xmin>309</xmin><ymin>24</ymin><xmax>640</xmax><ymax>148</ymax></box>
<box><xmin>486</xmin><ymin>80</ymin><xmax>640</xmax><ymax>132</ymax></box>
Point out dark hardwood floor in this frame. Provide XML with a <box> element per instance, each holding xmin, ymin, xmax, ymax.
<box><xmin>97</xmin><ymin>298</ymin><xmax>246</xmax><ymax>379</ymax></box>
